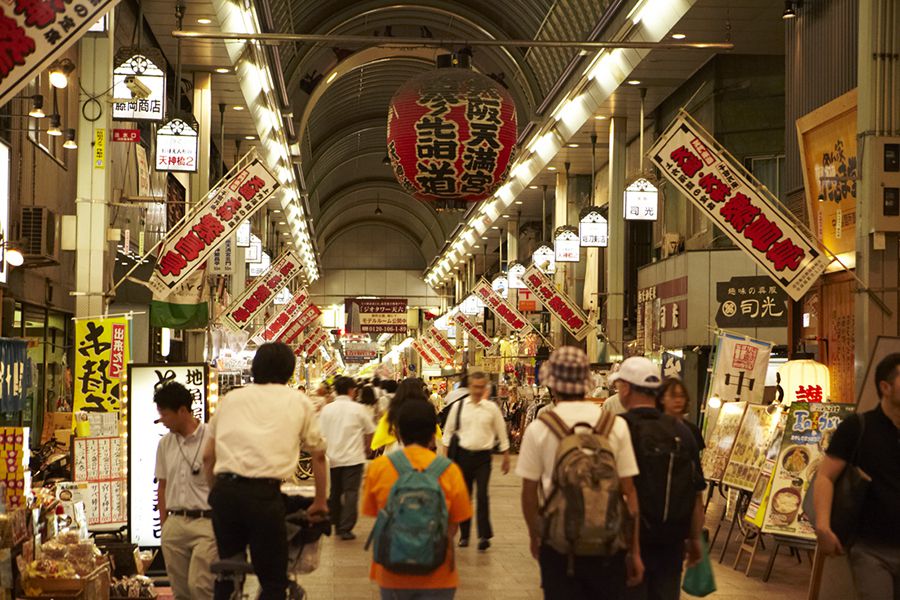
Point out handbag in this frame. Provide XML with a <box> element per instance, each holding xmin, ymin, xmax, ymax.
<box><xmin>447</xmin><ymin>397</ymin><xmax>465</xmax><ymax>462</ymax></box>
<box><xmin>682</xmin><ymin>538</ymin><xmax>716</xmax><ymax>597</ymax></box>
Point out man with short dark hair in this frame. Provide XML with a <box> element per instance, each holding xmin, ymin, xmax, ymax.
<box><xmin>319</xmin><ymin>376</ymin><xmax>375</xmax><ymax>540</ymax></box>
<box><xmin>814</xmin><ymin>353</ymin><xmax>900</xmax><ymax>599</ymax></box>
<box><xmin>203</xmin><ymin>342</ymin><xmax>328</xmax><ymax>600</ymax></box>
<box><xmin>155</xmin><ymin>382</ymin><xmax>217</xmax><ymax>600</ymax></box>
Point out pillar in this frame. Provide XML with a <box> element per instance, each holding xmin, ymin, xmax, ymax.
<box><xmin>551</xmin><ymin>172</ymin><xmax>568</xmax><ymax>346</ymax></box>
<box><xmin>74</xmin><ymin>32</ymin><xmax>115</xmax><ymax>317</ymax></box>
<box><xmin>605</xmin><ymin>117</ymin><xmax>627</xmax><ymax>360</ymax></box>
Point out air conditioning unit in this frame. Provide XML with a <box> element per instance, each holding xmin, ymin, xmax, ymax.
<box><xmin>661</xmin><ymin>232</ymin><xmax>684</xmax><ymax>258</ymax></box>
<box><xmin>19</xmin><ymin>207</ymin><xmax>60</xmax><ymax>267</ymax></box>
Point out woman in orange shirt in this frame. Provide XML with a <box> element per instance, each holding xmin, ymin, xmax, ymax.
<box><xmin>362</xmin><ymin>401</ymin><xmax>473</xmax><ymax>599</ymax></box>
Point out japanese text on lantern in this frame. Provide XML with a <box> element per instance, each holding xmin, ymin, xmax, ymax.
<box><xmin>74</xmin><ymin>317</ymin><xmax>130</xmax><ymax>413</ymax></box>
<box><xmin>222</xmin><ymin>250</ymin><xmax>302</xmax><ymax>330</ymax></box>
<box><xmin>414</xmin><ymin>89</ymin><xmax>461</xmax><ymax>198</ymax></box>
<box><xmin>460</xmin><ymin>90</ymin><xmax>504</xmax><ymax>196</ymax></box>
<box><xmin>649</xmin><ymin>116</ymin><xmax>829</xmax><ymax>301</ymax></box>
<box><xmin>522</xmin><ymin>266</ymin><xmax>591</xmax><ymax>340</ymax></box>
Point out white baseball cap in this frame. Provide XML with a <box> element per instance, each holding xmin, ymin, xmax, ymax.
<box><xmin>608</xmin><ymin>356</ymin><xmax>662</xmax><ymax>389</ymax></box>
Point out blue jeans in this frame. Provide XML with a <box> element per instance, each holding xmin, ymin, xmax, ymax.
<box><xmin>379</xmin><ymin>588</ymin><xmax>456</xmax><ymax>600</ymax></box>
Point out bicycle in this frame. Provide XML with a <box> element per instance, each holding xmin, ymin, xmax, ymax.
<box><xmin>295</xmin><ymin>452</ymin><xmax>313</xmax><ymax>480</ymax></box>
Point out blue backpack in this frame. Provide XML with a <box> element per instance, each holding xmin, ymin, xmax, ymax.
<box><xmin>365</xmin><ymin>451</ymin><xmax>451</xmax><ymax>574</ymax></box>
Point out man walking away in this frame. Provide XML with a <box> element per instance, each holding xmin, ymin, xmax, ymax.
<box><xmin>319</xmin><ymin>376</ymin><xmax>375</xmax><ymax>540</ymax></box>
<box><xmin>154</xmin><ymin>382</ymin><xmax>217</xmax><ymax>600</ymax></box>
<box><xmin>814</xmin><ymin>353</ymin><xmax>900</xmax><ymax>600</ymax></box>
<box><xmin>614</xmin><ymin>357</ymin><xmax>705</xmax><ymax>600</ymax></box>
<box><xmin>518</xmin><ymin>347</ymin><xmax>643</xmax><ymax>600</ymax></box>
<box><xmin>363</xmin><ymin>400</ymin><xmax>472</xmax><ymax>599</ymax></box>
<box><xmin>203</xmin><ymin>342</ymin><xmax>329</xmax><ymax>600</ymax></box>
<box><xmin>441</xmin><ymin>370</ymin><xmax>510</xmax><ymax>551</ymax></box>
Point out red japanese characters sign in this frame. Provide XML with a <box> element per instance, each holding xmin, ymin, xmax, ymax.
<box><xmin>649</xmin><ymin>114</ymin><xmax>829</xmax><ymax>301</ymax></box>
<box><xmin>472</xmin><ymin>278</ymin><xmax>531</xmax><ymax>333</ymax></box>
<box><xmin>427</xmin><ymin>326</ymin><xmax>456</xmax><ymax>358</ymax></box>
<box><xmin>708</xmin><ymin>333</ymin><xmax>773</xmax><ymax>404</ymax></box>
<box><xmin>277</xmin><ymin>304</ymin><xmax>322</xmax><ymax>345</ymax></box>
<box><xmin>148</xmin><ymin>156</ymin><xmax>280</xmax><ymax>297</ymax></box>
<box><xmin>453</xmin><ymin>312</ymin><xmax>493</xmax><ymax>349</ymax></box>
<box><xmin>419</xmin><ymin>336</ymin><xmax>449</xmax><ymax>365</ymax></box>
<box><xmin>521</xmin><ymin>266</ymin><xmax>592</xmax><ymax>341</ymax></box>
<box><xmin>250</xmin><ymin>289</ymin><xmax>309</xmax><ymax>345</ymax></box>
<box><xmin>112</xmin><ymin>129</ymin><xmax>140</xmax><ymax>143</ymax></box>
<box><xmin>411</xmin><ymin>340</ymin><xmax>434</xmax><ymax>364</ymax></box>
<box><xmin>221</xmin><ymin>250</ymin><xmax>302</xmax><ymax>330</ymax></box>
<box><xmin>294</xmin><ymin>327</ymin><xmax>328</xmax><ymax>358</ymax></box>
<box><xmin>345</xmin><ymin>298</ymin><xmax>408</xmax><ymax>334</ymax></box>
<box><xmin>0</xmin><ymin>0</ymin><xmax>121</xmax><ymax>108</ymax></box>
<box><xmin>108</xmin><ymin>322</ymin><xmax>126</xmax><ymax>379</ymax></box>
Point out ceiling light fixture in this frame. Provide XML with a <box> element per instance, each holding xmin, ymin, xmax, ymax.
<box><xmin>63</xmin><ymin>128</ymin><xmax>77</xmax><ymax>149</ymax></box>
<box><xmin>595</xmin><ymin>115</ymin><xmax>607</xmax><ymax>120</ymax></box>
<box><xmin>548</xmin><ymin>166</ymin><xmax>557</xmax><ymax>171</ymax></box>
<box><xmin>244</xmin><ymin>135</ymin><xmax>255</xmax><ymax>140</ymax></box>
<box><xmin>214</xmin><ymin>67</ymin><xmax>230</xmax><ymax>74</ymax></box>
<box><xmin>48</xmin><ymin>59</ymin><xmax>75</xmax><ymax>89</ymax></box>
<box><xmin>326</xmin><ymin>72</ymin><xmax>338</xmax><ymax>84</ymax></box>
<box><xmin>514</xmin><ymin>201</ymin><xmax>524</xmax><ymax>205</ymax></box>
<box><xmin>627</xmin><ymin>79</ymin><xmax>641</xmax><ymax>85</ymax></box>
<box><xmin>233</xmin><ymin>105</ymin><xmax>245</xmax><ymax>111</ymax></box>
<box><xmin>783</xmin><ymin>1</ymin><xmax>799</xmax><ymax>19</ymax></box>
<box><xmin>197</xmin><ymin>17</ymin><xmax>213</xmax><ymax>24</ymax></box>
<box><xmin>375</xmin><ymin>195</ymin><xmax>383</xmax><ymax>215</ymax></box>
<box><xmin>671</xmin><ymin>33</ymin><xmax>686</xmax><ymax>40</ymax></box>
<box><xmin>29</xmin><ymin>95</ymin><xmax>45</xmax><ymax>118</ymax></box>
<box><xmin>4</xmin><ymin>247</ymin><xmax>24</xmax><ymax>267</ymax></box>
<box><xmin>47</xmin><ymin>114</ymin><xmax>62</xmax><ymax>136</ymax></box>
<box><xmin>567</xmin><ymin>143</ymin><xmax>579</xmax><ymax>148</ymax></box>
<box><xmin>528</xmin><ymin>185</ymin><xmax>538</xmax><ymax>189</ymax></box>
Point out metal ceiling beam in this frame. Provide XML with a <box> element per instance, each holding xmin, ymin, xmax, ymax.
<box><xmin>173</xmin><ymin>30</ymin><xmax>732</xmax><ymax>51</ymax></box>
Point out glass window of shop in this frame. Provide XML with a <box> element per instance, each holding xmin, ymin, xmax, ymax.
<box><xmin>5</xmin><ymin>303</ymin><xmax>73</xmax><ymax>447</ymax></box>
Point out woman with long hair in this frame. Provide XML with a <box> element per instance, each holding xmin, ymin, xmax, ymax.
<box><xmin>658</xmin><ymin>377</ymin><xmax>705</xmax><ymax>450</ymax></box>
<box><xmin>371</xmin><ymin>378</ymin><xmax>439</xmax><ymax>453</ymax></box>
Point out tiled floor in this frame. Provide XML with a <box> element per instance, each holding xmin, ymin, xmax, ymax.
<box><xmin>246</xmin><ymin>457</ymin><xmax>813</xmax><ymax>599</ymax></box>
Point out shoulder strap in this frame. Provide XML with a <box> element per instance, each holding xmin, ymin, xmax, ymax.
<box><xmin>424</xmin><ymin>455</ymin><xmax>452</xmax><ymax>479</ymax></box>
<box><xmin>388</xmin><ymin>449</ymin><xmax>414</xmax><ymax>475</ymax></box>
<box><xmin>538</xmin><ymin>411</ymin><xmax>571</xmax><ymax>440</ymax></box>
<box><xmin>593</xmin><ymin>410</ymin><xmax>615</xmax><ymax>436</ymax></box>
<box><xmin>454</xmin><ymin>394</ymin><xmax>466</xmax><ymax>430</ymax></box>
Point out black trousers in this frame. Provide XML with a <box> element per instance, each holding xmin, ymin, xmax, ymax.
<box><xmin>539</xmin><ymin>545</ymin><xmax>626</xmax><ymax>600</ymax></box>
<box><xmin>624</xmin><ymin>542</ymin><xmax>685</xmax><ymax>600</ymax></box>
<box><xmin>456</xmin><ymin>448</ymin><xmax>493</xmax><ymax>540</ymax></box>
<box><xmin>328</xmin><ymin>464</ymin><xmax>364</xmax><ymax>535</ymax></box>
<box><xmin>209</xmin><ymin>477</ymin><xmax>288</xmax><ymax>600</ymax></box>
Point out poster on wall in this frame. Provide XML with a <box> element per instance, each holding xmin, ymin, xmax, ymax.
<box><xmin>761</xmin><ymin>402</ymin><xmax>855</xmax><ymax>540</ymax></box>
<box><xmin>715</xmin><ymin>275</ymin><xmax>788</xmax><ymax>328</ymax></box>
<box><xmin>72</xmin><ymin>436</ymin><xmax>126</xmax><ymax>528</ymax></box>
<box><xmin>128</xmin><ymin>364</ymin><xmax>208</xmax><ymax>547</ymax></box>
<box><xmin>73</xmin><ymin>317</ymin><xmax>130</xmax><ymax>413</ymax></box>
<box><xmin>700</xmin><ymin>401</ymin><xmax>747</xmax><ymax>482</ymax></box>
<box><xmin>221</xmin><ymin>250</ymin><xmax>302</xmax><ymax>330</ymax></box>
<box><xmin>649</xmin><ymin>113</ymin><xmax>830</xmax><ymax>301</ymax></box>
<box><xmin>0</xmin><ymin>0</ymin><xmax>122</xmax><ymax>107</ymax></box>
<box><xmin>148</xmin><ymin>156</ymin><xmax>280</xmax><ymax>298</ymax></box>
<box><xmin>721</xmin><ymin>404</ymin><xmax>785</xmax><ymax>492</ymax></box>
<box><xmin>797</xmin><ymin>89</ymin><xmax>857</xmax><ymax>257</ymax></box>
<box><xmin>345</xmin><ymin>298</ymin><xmax>408</xmax><ymax>334</ymax></box>
<box><xmin>708</xmin><ymin>333</ymin><xmax>772</xmax><ymax>404</ymax></box>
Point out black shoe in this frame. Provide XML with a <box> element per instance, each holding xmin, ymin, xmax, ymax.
<box><xmin>458</xmin><ymin>538</ymin><xmax>469</xmax><ymax>548</ymax></box>
<box><xmin>478</xmin><ymin>539</ymin><xmax>491</xmax><ymax>552</ymax></box>
<box><xmin>339</xmin><ymin>531</ymin><xmax>356</xmax><ymax>541</ymax></box>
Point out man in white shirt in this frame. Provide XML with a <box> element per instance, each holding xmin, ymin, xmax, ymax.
<box><xmin>442</xmin><ymin>370</ymin><xmax>510</xmax><ymax>551</ymax></box>
<box><xmin>517</xmin><ymin>347</ymin><xmax>643</xmax><ymax>600</ymax></box>
<box><xmin>154</xmin><ymin>382</ymin><xmax>217</xmax><ymax>600</ymax></box>
<box><xmin>203</xmin><ymin>342</ymin><xmax>328</xmax><ymax>600</ymax></box>
<box><xmin>318</xmin><ymin>376</ymin><xmax>375</xmax><ymax>540</ymax></box>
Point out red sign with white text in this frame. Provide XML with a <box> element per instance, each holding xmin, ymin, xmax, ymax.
<box><xmin>251</xmin><ymin>289</ymin><xmax>310</xmax><ymax>344</ymax></box>
<box><xmin>278</xmin><ymin>304</ymin><xmax>322</xmax><ymax>345</ymax></box>
<box><xmin>453</xmin><ymin>312</ymin><xmax>493</xmax><ymax>349</ymax></box>
<box><xmin>411</xmin><ymin>340</ymin><xmax>434</xmax><ymax>364</ymax></box>
<box><xmin>427</xmin><ymin>326</ymin><xmax>456</xmax><ymax>358</ymax></box>
<box><xmin>472</xmin><ymin>278</ymin><xmax>531</xmax><ymax>333</ymax></box>
<box><xmin>221</xmin><ymin>250</ymin><xmax>303</xmax><ymax>330</ymax></box>
<box><xmin>522</xmin><ymin>265</ymin><xmax>592</xmax><ymax>341</ymax></box>
<box><xmin>112</xmin><ymin>129</ymin><xmax>140</xmax><ymax>143</ymax></box>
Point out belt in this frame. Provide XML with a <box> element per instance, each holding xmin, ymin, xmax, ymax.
<box><xmin>167</xmin><ymin>509</ymin><xmax>213</xmax><ymax>519</ymax></box>
<box><xmin>217</xmin><ymin>473</ymin><xmax>282</xmax><ymax>486</ymax></box>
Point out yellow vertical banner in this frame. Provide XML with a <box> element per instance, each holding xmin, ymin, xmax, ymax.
<box><xmin>73</xmin><ymin>317</ymin><xmax>130</xmax><ymax>413</ymax></box>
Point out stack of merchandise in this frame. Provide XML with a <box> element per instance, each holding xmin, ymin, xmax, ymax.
<box><xmin>20</xmin><ymin>531</ymin><xmax>110</xmax><ymax>598</ymax></box>
<box><xmin>0</xmin><ymin>428</ymin><xmax>30</xmax><ymax>510</ymax></box>
<box><xmin>111</xmin><ymin>575</ymin><xmax>156</xmax><ymax>598</ymax></box>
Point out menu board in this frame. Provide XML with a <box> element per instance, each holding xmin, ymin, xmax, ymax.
<box><xmin>761</xmin><ymin>402</ymin><xmax>855</xmax><ymax>539</ymax></box>
<box><xmin>73</xmin><ymin>436</ymin><xmax>127</xmax><ymax>528</ymax></box>
<box><xmin>700</xmin><ymin>401</ymin><xmax>747</xmax><ymax>482</ymax></box>
<box><xmin>744</xmin><ymin>430</ymin><xmax>783</xmax><ymax>529</ymax></box>
<box><xmin>721</xmin><ymin>405</ymin><xmax>785</xmax><ymax>491</ymax></box>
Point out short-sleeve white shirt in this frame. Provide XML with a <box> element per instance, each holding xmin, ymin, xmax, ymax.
<box><xmin>516</xmin><ymin>401</ymin><xmax>639</xmax><ymax>496</ymax></box>
<box><xmin>318</xmin><ymin>396</ymin><xmax>376</xmax><ymax>467</ymax></box>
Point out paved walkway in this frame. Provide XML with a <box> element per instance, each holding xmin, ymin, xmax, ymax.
<box><xmin>294</xmin><ymin>457</ymin><xmax>812</xmax><ymax>600</ymax></box>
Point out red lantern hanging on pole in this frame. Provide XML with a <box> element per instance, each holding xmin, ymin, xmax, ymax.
<box><xmin>387</xmin><ymin>53</ymin><xmax>518</xmax><ymax>209</ymax></box>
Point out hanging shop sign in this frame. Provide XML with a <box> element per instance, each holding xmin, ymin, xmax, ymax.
<box><xmin>649</xmin><ymin>113</ymin><xmax>830</xmax><ymax>301</ymax></box>
<box><xmin>419</xmin><ymin>336</ymin><xmax>449</xmax><ymax>364</ymax></box>
<box><xmin>245</xmin><ymin>234</ymin><xmax>262</xmax><ymax>263</ymax></box>
<box><xmin>459</xmin><ymin>295</ymin><xmax>485</xmax><ymax>316</ymax></box>
<box><xmin>0</xmin><ymin>338</ymin><xmax>29</xmax><ymax>413</ymax></box>
<box><xmin>661</xmin><ymin>351</ymin><xmax>684</xmax><ymax>380</ymax></box>
<box><xmin>74</xmin><ymin>317</ymin><xmax>130</xmax><ymax>413</ymax></box>
<box><xmin>155</xmin><ymin>117</ymin><xmax>199</xmax><ymax>173</ymax></box>
<box><xmin>532</xmin><ymin>244</ymin><xmax>556</xmax><ymax>274</ymax></box>
<box><xmin>721</xmin><ymin>404</ymin><xmax>784</xmax><ymax>492</ymax></box>
<box><xmin>127</xmin><ymin>364</ymin><xmax>208</xmax><ymax>547</ymax></box>
<box><xmin>344</xmin><ymin>341</ymin><xmax>378</xmax><ymax>363</ymax></box>
<box><xmin>761</xmin><ymin>402</ymin><xmax>856</xmax><ymax>540</ymax></box>
<box><xmin>517</xmin><ymin>289</ymin><xmax>539</xmax><ymax>313</ymax></box>
<box><xmin>235</xmin><ymin>221</ymin><xmax>251</xmax><ymax>247</ymax></box>
<box><xmin>148</xmin><ymin>156</ymin><xmax>280</xmax><ymax>298</ymax></box>
<box><xmin>778</xmin><ymin>359</ymin><xmax>831</xmax><ymax>405</ymax></box>
<box><xmin>579</xmin><ymin>208</ymin><xmax>609</xmax><ymax>247</ymax></box>
<box><xmin>248</xmin><ymin>251</ymin><xmax>271</xmax><ymax>278</ymax></box>
<box><xmin>411</xmin><ymin>340</ymin><xmax>434</xmax><ymax>364</ymax></box>
<box><xmin>112</xmin><ymin>48</ymin><xmax>166</xmax><ymax>122</ymax></box>
<box><xmin>251</xmin><ymin>289</ymin><xmax>310</xmax><ymax>345</ymax></box>
<box><xmin>554</xmin><ymin>226</ymin><xmax>580</xmax><ymax>262</ymax></box>
<box><xmin>427</xmin><ymin>325</ymin><xmax>456</xmax><ymax>358</ymax></box>
<box><xmin>708</xmin><ymin>332</ymin><xmax>773</xmax><ymax>405</ymax></box>
<box><xmin>522</xmin><ymin>265</ymin><xmax>591</xmax><ymax>341</ymax></box>
<box><xmin>278</xmin><ymin>303</ymin><xmax>322</xmax><ymax>345</ymax></box>
<box><xmin>0</xmin><ymin>0</ymin><xmax>122</xmax><ymax>107</ymax></box>
<box><xmin>623</xmin><ymin>177</ymin><xmax>659</xmax><ymax>221</ymax></box>
<box><xmin>454</xmin><ymin>312</ymin><xmax>493</xmax><ymax>349</ymax></box>
<box><xmin>296</xmin><ymin>328</ymin><xmax>329</xmax><ymax>358</ymax></box>
<box><xmin>71</xmin><ymin>436</ymin><xmax>126</xmax><ymax>528</ymax></box>
<box><xmin>715</xmin><ymin>275</ymin><xmax>788</xmax><ymax>328</ymax></box>
<box><xmin>209</xmin><ymin>236</ymin><xmax>234</xmax><ymax>275</ymax></box>
<box><xmin>221</xmin><ymin>250</ymin><xmax>302</xmax><ymax>330</ymax></box>
<box><xmin>491</xmin><ymin>274</ymin><xmax>509</xmax><ymax>298</ymax></box>
<box><xmin>700</xmin><ymin>401</ymin><xmax>747</xmax><ymax>482</ymax></box>
<box><xmin>507</xmin><ymin>262</ymin><xmax>526</xmax><ymax>289</ymax></box>
<box><xmin>386</xmin><ymin>58</ymin><xmax>518</xmax><ymax>204</ymax></box>
<box><xmin>112</xmin><ymin>129</ymin><xmax>140</xmax><ymax>143</ymax></box>
<box><xmin>473</xmin><ymin>277</ymin><xmax>530</xmax><ymax>333</ymax></box>
<box><xmin>345</xmin><ymin>298</ymin><xmax>408</xmax><ymax>334</ymax></box>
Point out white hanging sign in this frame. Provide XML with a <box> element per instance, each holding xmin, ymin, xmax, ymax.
<box><xmin>155</xmin><ymin>117</ymin><xmax>199</xmax><ymax>173</ymax></box>
<box><xmin>554</xmin><ymin>228</ymin><xmax>580</xmax><ymax>262</ymax></box>
<box><xmin>623</xmin><ymin>177</ymin><xmax>659</xmax><ymax>221</ymax></box>
<box><xmin>579</xmin><ymin>210</ymin><xmax>609</xmax><ymax>247</ymax></box>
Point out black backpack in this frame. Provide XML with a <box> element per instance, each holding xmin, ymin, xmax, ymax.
<box><xmin>623</xmin><ymin>410</ymin><xmax>698</xmax><ymax>545</ymax></box>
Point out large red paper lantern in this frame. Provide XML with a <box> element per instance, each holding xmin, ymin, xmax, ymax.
<box><xmin>387</xmin><ymin>55</ymin><xmax>518</xmax><ymax>204</ymax></box>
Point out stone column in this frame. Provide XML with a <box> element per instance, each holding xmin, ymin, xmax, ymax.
<box><xmin>605</xmin><ymin>117</ymin><xmax>627</xmax><ymax>359</ymax></box>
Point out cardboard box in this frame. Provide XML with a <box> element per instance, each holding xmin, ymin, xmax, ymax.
<box><xmin>22</xmin><ymin>564</ymin><xmax>110</xmax><ymax>600</ymax></box>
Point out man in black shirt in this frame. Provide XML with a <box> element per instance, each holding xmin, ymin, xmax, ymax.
<box><xmin>814</xmin><ymin>352</ymin><xmax>900</xmax><ymax>600</ymax></box>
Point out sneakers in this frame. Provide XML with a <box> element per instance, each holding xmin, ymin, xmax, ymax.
<box><xmin>338</xmin><ymin>531</ymin><xmax>356</xmax><ymax>541</ymax></box>
<box><xmin>477</xmin><ymin>539</ymin><xmax>491</xmax><ymax>552</ymax></box>
<box><xmin>458</xmin><ymin>537</ymin><xmax>469</xmax><ymax>548</ymax></box>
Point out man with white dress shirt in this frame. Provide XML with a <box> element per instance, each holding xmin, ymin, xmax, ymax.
<box><xmin>442</xmin><ymin>369</ymin><xmax>510</xmax><ymax>551</ymax></box>
<box><xmin>155</xmin><ymin>382</ymin><xmax>217</xmax><ymax>600</ymax></box>
<box><xmin>203</xmin><ymin>342</ymin><xmax>329</xmax><ymax>600</ymax></box>
<box><xmin>318</xmin><ymin>376</ymin><xmax>375</xmax><ymax>540</ymax></box>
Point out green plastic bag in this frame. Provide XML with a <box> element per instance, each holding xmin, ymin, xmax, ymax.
<box><xmin>682</xmin><ymin>539</ymin><xmax>716</xmax><ymax>597</ymax></box>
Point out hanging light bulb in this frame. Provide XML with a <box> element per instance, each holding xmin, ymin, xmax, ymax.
<box><xmin>47</xmin><ymin>114</ymin><xmax>62</xmax><ymax>136</ymax></box>
<box><xmin>28</xmin><ymin>95</ymin><xmax>45</xmax><ymax>119</ymax></box>
<box><xmin>63</xmin><ymin>128</ymin><xmax>77</xmax><ymax>150</ymax></box>
<box><xmin>5</xmin><ymin>248</ymin><xmax>24</xmax><ymax>267</ymax></box>
<box><xmin>48</xmin><ymin>59</ymin><xmax>75</xmax><ymax>89</ymax></box>
<box><xmin>374</xmin><ymin>195</ymin><xmax>383</xmax><ymax>215</ymax></box>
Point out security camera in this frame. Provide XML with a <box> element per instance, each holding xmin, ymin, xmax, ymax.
<box><xmin>123</xmin><ymin>76</ymin><xmax>151</xmax><ymax>100</ymax></box>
